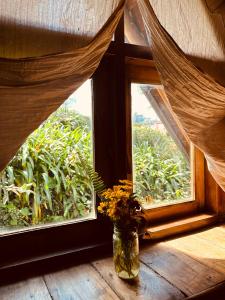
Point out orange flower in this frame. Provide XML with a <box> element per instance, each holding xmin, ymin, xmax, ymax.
<box><xmin>97</xmin><ymin>201</ymin><xmax>108</xmax><ymax>213</ymax></box>
<box><xmin>97</xmin><ymin>179</ymin><xmax>142</xmax><ymax>223</ymax></box>
<box><xmin>119</xmin><ymin>179</ymin><xmax>132</xmax><ymax>186</ymax></box>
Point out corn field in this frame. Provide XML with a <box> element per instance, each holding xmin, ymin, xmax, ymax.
<box><xmin>133</xmin><ymin>125</ymin><xmax>191</xmax><ymax>205</ymax></box>
<box><xmin>0</xmin><ymin>108</ymin><xmax>94</xmax><ymax>227</ymax></box>
<box><xmin>0</xmin><ymin>109</ymin><xmax>191</xmax><ymax>228</ymax></box>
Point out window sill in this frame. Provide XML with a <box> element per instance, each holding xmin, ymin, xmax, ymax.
<box><xmin>143</xmin><ymin>213</ymin><xmax>218</xmax><ymax>240</ymax></box>
<box><xmin>0</xmin><ymin>213</ymin><xmax>218</xmax><ymax>272</ymax></box>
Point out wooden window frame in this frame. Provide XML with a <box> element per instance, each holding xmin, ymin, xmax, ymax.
<box><xmin>0</xmin><ymin>60</ymin><xmax>117</xmax><ymax>268</ymax></box>
<box><xmin>0</xmin><ymin>20</ymin><xmax>131</xmax><ymax>269</ymax></box>
<box><xmin>125</xmin><ymin>57</ymin><xmax>205</xmax><ymax>223</ymax></box>
<box><xmin>0</xmin><ymin>14</ymin><xmax>222</xmax><ymax>269</ymax></box>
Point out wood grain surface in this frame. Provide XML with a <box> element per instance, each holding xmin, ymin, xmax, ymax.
<box><xmin>0</xmin><ymin>277</ymin><xmax>51</xmax><ymax>300</ymax></box>
<box><xmin>92</xmin><ymin>258</ymin><xmax>185</xmax><ymax>300</ymax></box>
<box><xmin>140</xmin><ymin>243</ymin><xmax>224</xmax><ymax>296</ymax></box>
<box><xmin>1</xmin><ymin>226</ymin><xmax>225</xmax><ymax>299</ymax></box>
<box><xmin>44</xmin><ymin>263</ymin><xmax>119</xmax><ymax>300</ymax></box>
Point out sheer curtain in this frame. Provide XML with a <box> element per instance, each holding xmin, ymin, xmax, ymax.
<box><xmin>138</xmin><ymin>0</ymin><xmax>225</xmax><ymax>191</ymax></box>
<box><xmin>3</xmin><ymin>0</ymin><xmax>225</xmax><ymax>193</ymax></box>
<box><xmin>0</xmin><ymin>0</ymin><xmax>124</xmax><ymax>171</ymax></box>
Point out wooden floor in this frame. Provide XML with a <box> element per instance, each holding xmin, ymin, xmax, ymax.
<box><xmin>2</xmin><ymin>225</ymin><xmax>225</xmax><ymax>299</ymax></box>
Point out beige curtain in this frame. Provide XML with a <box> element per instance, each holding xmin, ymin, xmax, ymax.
<box><xmin>138</xmin><ymin>0</ymin><xmax>225</xmax><ymax>191</ymax></box>
<box><xmin>0</xmin><ymin>0</ymin><xmax>124</xmax><ymax>172</ymax></box>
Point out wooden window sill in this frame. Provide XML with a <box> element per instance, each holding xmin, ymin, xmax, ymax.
<box><xmin>1</xmin><ymin>214</ymin><xmax>218</xmax><ymax>271</ymax></box>
<box><xmin>143</xmin><ymin>213</ymin><xmax>218</xmax><ymax>240</ymax></box>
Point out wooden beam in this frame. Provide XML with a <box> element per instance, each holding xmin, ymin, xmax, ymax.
<box><xmin>107</xmin><ymin>42</ymin><xmax>152</xmax><ymax>60</ymax></box>
<box><xmin>114</xmin><ymin>12</ymin><xmax>124</xmax><ymax>44</ymax></box>
<box><xmin>125</xmin><ymin>57</ymin><xmax>159</xmax><ymax>83</ymax></box>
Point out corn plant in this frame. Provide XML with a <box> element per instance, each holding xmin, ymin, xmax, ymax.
<box><xmin>133</xmin><ymin>125</ymin><xmax>191</xmax><ymax>204</ymax></box>
<box><xmin>0</xmin><ymin>108</ymin><xmax>94</xmax><ymax>227</ymax></box>
<box><xmin>0</xmin><ymin>110</ymin><xmax>191</xmax><ymax>228</ymax></box>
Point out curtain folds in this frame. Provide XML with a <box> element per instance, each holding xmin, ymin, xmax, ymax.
<box><xmin>0</xmin><ymin>0</ymin><xmax>124</xmax><ymax>172</ymax></box>
<box><xmin>3</xmin><ymin>0</ymin><xmax>225</xmax><ymax>193</ymax></box>
<box><xmin>138</xmin><ymin>0</ymin><xmax>225</xmax><ymax>191</ymax></box>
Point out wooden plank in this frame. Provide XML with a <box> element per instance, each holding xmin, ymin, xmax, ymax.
<box><xmin>114</xmin><ymin>11</ymin><xmax>125</xmax><ymax>44</ymax></box>
<box><xmin>125</xmin><ymin>65</ymin><xmax>132</xmax><ymax>180</ymax></box>
<box><xmin>204</xmin><ymin>163</ymin><xmax>220</xmax><ymax>214</ymax></box>
<box><xmin>140</xmin><ymin>242</ymin><xmax>224</xmax><ymax>296</ymax></box>
<box><xmin>93</xmin><ymin>55</ymin><xmax>128</xmax><ymax>186</ymax></box>
<box><xmin>186</xmin><ymin>281</ymin><xmax>225</xmax><ymax>300</ymax></box>
<box><xmin>144</xmin><ymin>201</ymin><xmax>198</xmax><ymax>224</ymax></box>
<box><xmin>92</xmin><ymin>257</ymin><xmax>185</xmax><ymax>300</ymax></box>
<box><xmin>217</xmin><ymin>187</ymin><xmax>225</xmax><ymax>217</ymax></box>
<box><xmin>107</xmin><ymin>43</ymin><xmax>152</xmax><ymax>60</ymax></box>
<box><xmin>126</xmin><ymin>60</ymin><xmax>160</xmax><ymax>84</ymax></box>
<box><xmin>126</xmin><ymin>57</ymin><xmax>155</xmax><ymax>68</ymax></box>
<box><xmin>191</xmin><ymin>146</ymin><xmax>205</xmax><ymax>209</ymax></box>
<box><xmin>0</xmin><ymin>277</ymin><xmax>51</xmax><ymax>300</ymax></box>
<box><xmin>124</xmin><ymin>44</ymin><xmax>152</xmax><ymax>60</ymax></box>
<box><xmin>44</xmin><ymin>263</ymin><xmax>119</xmax><ymax>300</ymax></box>
<box><xmin>144</xmin><ymin>214</ymin><xmax>217</xmax><ymax>240</ymax></box>
<box><xmin>167</xmin><ymin>233</ymin><xmax>225</xmax><ymax>274</ymax></box>
<box><xmin>192</xmin><ymin>226</ymin><xmax>225</xmax><ymax>250</ymax></box>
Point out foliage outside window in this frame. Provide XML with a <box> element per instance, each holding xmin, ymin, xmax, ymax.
<box><xmin>0</xmin><ymin>80</ymin><xmax>193</xmax><ymax>231</ymax></box>
<box><xmin>0</xmin><ymin>81</ymin><xmax>95</xmax><ymax>230</ymax></box>
<box><xmin>132</xmin><ymin>83</ymin><xmax>191</xmax><ymax>207</ymax></box>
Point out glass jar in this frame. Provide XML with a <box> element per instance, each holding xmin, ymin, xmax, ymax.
<box><xmin>113</xmin><ymin>225</ymin><xmax>139</xmax><ymax>279</ymax></box>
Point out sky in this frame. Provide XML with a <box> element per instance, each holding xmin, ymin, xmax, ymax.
<box><xmin>65</xmin><ymin>80</ymin><xmax>92</xmax><ymax>117</ymax></box>
<box><xmin>131</xmin><ymin>83</ymin><xmax>160</xmax><ymax>121</ymax></box>
<box><xmin>64</xmin><ymin>80</ymin><xmax>161</xmax><ymax>122</ymax></box>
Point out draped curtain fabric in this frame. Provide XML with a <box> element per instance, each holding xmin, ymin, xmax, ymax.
<box><xmin>0</xmin><ymin>0</ymin><xmax>124</xmax><ymax>172</ymax></box>
<box><xmin>138</xmin><ymin>0</ymin><xmax>225</xmax><ymax>191</ymax></box>
<box><xmin>2</xmin><ymin>0</ymin><xmax>225</xmax><ymax>194</ymax></box>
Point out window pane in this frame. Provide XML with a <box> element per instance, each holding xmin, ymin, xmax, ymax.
<box><xmin>0</xmin><ymin>80</ymin><xmax>95</xmax><ymax>233</ymax></box>
<box><xmin>124</xmin><ymin>3</ymin><xmax>150</xmax><ymax>47</ymax></box>
<box><xmin>132</xmin><ymin>83</ymin><xmax>192</xmax><ymax>208</ymax></box>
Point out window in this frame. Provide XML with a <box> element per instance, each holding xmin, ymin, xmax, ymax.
<box><xmin>1</xmin><ymin>19</ymin><xmax>212</xmax><ymax>268</ymax></box>
<box><xmin>0</xmin><ymin>80</ymin><xmax>95</xmax><ymax>234</ymax></box>
<box><xmin>125</xmin><ymin>58</ymin><xmax>205</xmax><ymax>222</ymax></box>
<box><xmin>124</xmin><ymin>2</ymin><xmax>149</xmax><ymax>47</ymax></box>
<box><xmin>132</xmin><ymin>83</ymin><xmax>192</xmax><ymax>208</ymax></box>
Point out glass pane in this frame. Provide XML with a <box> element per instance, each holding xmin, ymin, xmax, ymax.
<box><xmin>124</xmin><ymin>3</ymin><xmax>150</xmax><ymax>46</ymax></box>
<box><xmin>0</xmin><ymin>80</ymin><xmax>95</xmax><ymax>233</ymax></box>
<box><xmin>132</xmin><ymin>83</ymin><xmax>192</xmax><ymax>208</ymax></box>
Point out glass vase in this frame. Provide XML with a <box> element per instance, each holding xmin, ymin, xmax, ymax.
<box><xmin>113</xmin><ymin>225</ymin><xmax>139</xmax><ymax>279</ymax></box>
